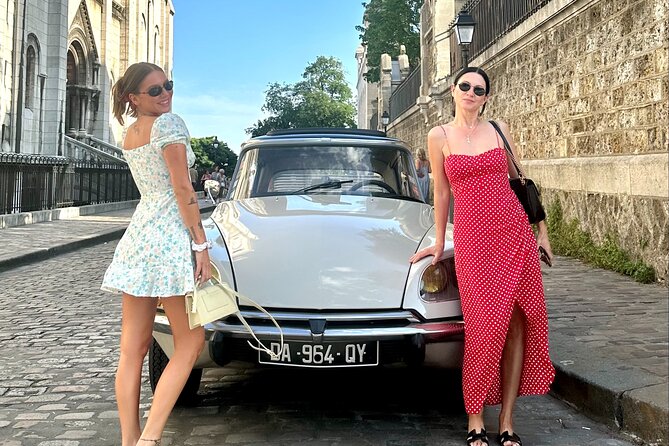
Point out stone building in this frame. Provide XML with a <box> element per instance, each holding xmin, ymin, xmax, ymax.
<box><xmin>358</xmin><ymin>0</ymin><xmax>668</xmax><ymax>281</ymax></box>
<box><xmin>0</xmin><ymin>0</ymin><xmax>176</xmax><ymax>156</ymax></box>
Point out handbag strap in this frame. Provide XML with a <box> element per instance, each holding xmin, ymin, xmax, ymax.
<box><xmin>208</xmin><ymin>263</ymin><xmax>284</xmax><ymax>360</ymax></box>
<box><xmin>489</xmin><ymin>120</ymin><xmax>525</xmax><ymax>182</ymax></box>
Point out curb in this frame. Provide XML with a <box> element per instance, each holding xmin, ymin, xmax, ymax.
<box><xmin>0</xmin><ymin>204</ymin><xmax>217</xmax><ymax>273</ymax></box>
<box><xmin>550</xmin><ymin>332</ymin><xmax>668</xmax><ymax>445</ymax></box>
<box><xmin>0</xmin><ymin>227</ymin><xmax>128</xmax><ymax>273</ymax></box>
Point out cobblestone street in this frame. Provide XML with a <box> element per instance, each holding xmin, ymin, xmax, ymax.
<box><xmin>0</xmin><ymin>242</ymin><xmax>641</xmax><ymax>445</ymax></box>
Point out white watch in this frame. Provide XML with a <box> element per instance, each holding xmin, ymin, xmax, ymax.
<box><xmin>191</xmin><ymin>240</ymin><xmax>212</xmax><ymax>252</ymax></box>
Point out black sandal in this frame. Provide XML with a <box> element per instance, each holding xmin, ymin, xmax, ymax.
<box><xmin>497</xmin><ymin>431</ymin><xmax>522</xmax><ymax>446</ymax></box>
<box><xmin>467</xmin><ymin>428</ymin><xmax>489</xmax><ymax>445</ymax></box>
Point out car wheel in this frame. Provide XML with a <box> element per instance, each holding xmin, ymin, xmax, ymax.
<box><xmin>148</xmin><ymin>338</ymin><xmax>203</xmax><ymax>406</ymax></box>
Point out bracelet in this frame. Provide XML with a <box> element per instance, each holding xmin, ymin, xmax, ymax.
<box><xmin>191</xmin><ymin>240</ymin><xmax>212</xmax><ymax>252</ymax></box>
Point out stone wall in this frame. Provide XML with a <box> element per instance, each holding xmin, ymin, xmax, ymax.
<box><xmin>388</xmin><ymin>0</ymin><xmax>669</xmax><ymax>282</ymax></box>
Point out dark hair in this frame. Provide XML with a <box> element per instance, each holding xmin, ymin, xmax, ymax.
<box><xmin>111</xmin><ymin>62</ymin><xmax>164</xmax><ymax>125</ymax></box>
<box><xmin>453</xmin><ymin>66</ymin><xmax>490</xmax><ymax>116</ymax></box>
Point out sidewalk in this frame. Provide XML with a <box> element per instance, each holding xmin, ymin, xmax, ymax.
<box><xmin>0</xmin><ymin>198</ymin><xmax>216</xmax><ymax>272</ymax></box>
<box><xmin>0</xmin><ymin>203</ymin><xmax>666</xmax><ymax>444</ymax></box>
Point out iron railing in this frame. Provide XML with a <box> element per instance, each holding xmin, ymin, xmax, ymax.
<box><xmin>389</xmin><ymin>64</ymin><xmax>421</xmax><ymax>120</ymax></box>
<box><xmin>450</xmin><ymin>0</ymin><xmax>553</xmax><ymax>73</ymax></box>
<box><xmin>0</xmin><ymin>152</ymin><xmax>139</xmax><ymax>214</ymax></box>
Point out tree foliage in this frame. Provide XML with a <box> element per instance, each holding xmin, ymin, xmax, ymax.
<box><xmin>247</xmin><ymin>56</ymin><xmax>356</xmax><ymax>137</ymax></box>
<box><xmin>189</xmin><ymin>136</ymin><xmax>238</xmax><ymax>177</ymax></box>
<box><xmin>356</xmin><ymin>0</ymin><xmax>422</xmax><ymax>83</ymax></box>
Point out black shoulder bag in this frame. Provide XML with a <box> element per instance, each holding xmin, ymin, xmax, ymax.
<box><xmin>489</xmin><ymin>120</ymin><xmax>546</xmax><ymax>224</ymax></box>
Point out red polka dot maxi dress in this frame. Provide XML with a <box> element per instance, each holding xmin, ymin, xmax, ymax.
<box><xmin>444</xmin><ymin>145</ymin><xmax>555</xmax><ymax>414</ymax></box>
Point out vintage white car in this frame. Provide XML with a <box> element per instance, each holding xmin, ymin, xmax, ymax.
<box><xmin>150</xmin><ymin>128</ymin><xmax>463</xmax><ymax>404</ymax></box>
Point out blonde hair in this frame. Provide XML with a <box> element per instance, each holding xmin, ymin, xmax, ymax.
<box><xmin>111</xmin><ymin>62</ymin><xmax>163</xmax><ymax>125</ymax></box>
<box><xmin>416</xmin><ymin>148</ymin><xmax>428</xmax><ymax>161</ymax></box>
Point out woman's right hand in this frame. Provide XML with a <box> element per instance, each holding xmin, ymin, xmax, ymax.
<box><xmin>194</xmin><ymin>250</ymin><xmax>212</xmax><ymax>285</ymax></box>
<box><xmin>409</xmin><ymin>244</ymin><xmax>444</xmax><ymax>265</ymax></box>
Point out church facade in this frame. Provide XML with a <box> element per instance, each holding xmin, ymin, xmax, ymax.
<box><xmin>0</xmin><ymin>0</ymin><xmax>175</xmax><ymax>156</ymax></box>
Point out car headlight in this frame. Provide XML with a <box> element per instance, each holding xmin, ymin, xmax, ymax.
<box><xmin>421</xmin><ymin>263</ymin><xmax>447</xmax><ymax>293</ymax></box>
<box><xmin>419</xmin><ymin>257</ymin><xmax>459</xmax><ymax>302</ymax></box>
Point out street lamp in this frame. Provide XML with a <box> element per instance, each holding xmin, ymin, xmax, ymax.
<box><xmin>212</xmin><ymin>137</ymin><xmax>219</xmax><ymax>149</ymax></box>
<box><xmin>381</xmin><ymin>110</ymin><xmax>390</xmax><ymax>135</ymax></box>
<box><xmin>453</xmin><ymin>10</ymin><xmax>476</xmax><ymax>68</ymax></box>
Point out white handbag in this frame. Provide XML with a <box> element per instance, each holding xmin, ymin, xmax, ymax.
<box><xmin>185</xmin><ymin>263</ymin><xmax>283</xmax><ymax>359</ymax></box>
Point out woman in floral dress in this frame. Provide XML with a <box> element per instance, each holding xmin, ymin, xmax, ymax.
<box><xmin>101</xmin><ymin>62</ymin><xmax>212</xmax><ymax>446</ymax></box>
<box><xmin>410</xmin><ymin>67</ymin><xmax>555</xmax><ymax>446</ymax></box>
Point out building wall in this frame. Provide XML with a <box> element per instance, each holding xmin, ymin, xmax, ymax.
<box><xmin>0</xmin><ymin>0</ymin><xmax>175</xmax><ymax>155</ymax></box>
<box><xmin>389</xmin><ymin>0</ymin><xmax>669</xmax><ymax>281</ymax></box>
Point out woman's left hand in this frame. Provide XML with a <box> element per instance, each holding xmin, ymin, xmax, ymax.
<box><xmin>536</xmin><ymin>232</ymin><xmax>554</xmax><ymax>265</ymax></box>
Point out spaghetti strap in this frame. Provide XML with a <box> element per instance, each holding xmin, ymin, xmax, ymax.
<box><xmin>439</xmin><ymin>125</ymin><xmax>451</xmax><ymax>155</ymax></box>
<box><xmin>491</xmin><ymin>121</ymin><xmax>501</xmax><ymax>149</ymax></box>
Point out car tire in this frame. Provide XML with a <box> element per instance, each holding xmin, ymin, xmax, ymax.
<box><xmin>148</xmin><ymin>338</ymin><xmax>203</xmax><ymax>406</ymax></box>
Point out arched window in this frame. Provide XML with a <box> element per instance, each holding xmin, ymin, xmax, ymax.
<box><xmin>67</xmin><ymin>50</ymin><xmax>77</xmax><ymax>84</ymax></box>
<box><xmin>141</xmin><ymin>13</ymin><xmax>147</xmax><ymax>61</ymax></box>
<box><xmin>153</xmin><ymin>26</ymin><xmax>160</xmax><ymax>64</ymax></box>
<box><xmin>26</xmin><ymin>46</ymin><xmax>36</xmax><ymax>109</ymax></box>
<box><xmin>146</xmin><ymin>1</ymin><xmax>152</xmax><ymax>60</ymax></box>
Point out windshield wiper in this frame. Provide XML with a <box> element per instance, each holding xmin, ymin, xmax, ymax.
<box><xmin>292</xmin><ymin>180</ymin><xmax>353</xmax><ymax>194</ymax></box>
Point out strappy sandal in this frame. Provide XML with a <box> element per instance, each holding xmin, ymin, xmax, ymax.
<box><xmin>467</xmin><ymin>428</ymin><xmax>489</xmax><ymax>445</ymax></box>
<box><xmin>138</xmin><ymin>439</ymin><xmax>161</xmax><ymax>446</ymax></box>
<box><xmin>497</xmin><ymin>431</ymin><xmax>522</xmax><ymax>446</ymax></box>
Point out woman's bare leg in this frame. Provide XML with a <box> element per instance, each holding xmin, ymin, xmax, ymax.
<box><xmin>499</xmin><ymin>305</ymin><xmax>525</xmax><ymax>443</ymax></box>
<box><xmin>116</xmin><ymin>294</ymin><xmax>158</xmax><ymax>446</ymax></box>
<box><xmin>137</xmin><ymin>296</ymin><xmax>204</xmax><ymax>443</ymax></box>
<box><xmin>467</xmin><ymin>411</ymin><xmax>487</xmax><ymax>445</ymax></box>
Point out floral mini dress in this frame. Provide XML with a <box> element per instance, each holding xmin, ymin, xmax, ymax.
<box><xmin>101</xmin><ymin>113</ymin><xmax>196</xmax><ymax>297</ymax></box>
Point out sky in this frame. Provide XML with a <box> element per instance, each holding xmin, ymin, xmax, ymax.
<box><xmin>171</xmin><ymin>1</ymin><xmax>366</xmax><ymax>153</ymax></box>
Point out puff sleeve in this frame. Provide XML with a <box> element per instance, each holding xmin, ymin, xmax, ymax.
<box><xmin>150</xmin><ymin>113</ymin><xmax>191</xmax><ymax>150</ymax></box>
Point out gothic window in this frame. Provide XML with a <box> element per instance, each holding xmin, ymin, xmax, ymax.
<box><xmin>25</xmin><ymin>46</ymin><xmax>36</xmax><ymax>110</ymax></box>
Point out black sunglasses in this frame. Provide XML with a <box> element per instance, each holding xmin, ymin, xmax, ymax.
<box><xmin>457</xmin><ymin>82</ymin><xmax>486</xmax><ymax>97</ymax></box>
<box><xmin>138</xmin><ymin>80</ymin><xmax>174</xmax><ymax>97</ymax></box>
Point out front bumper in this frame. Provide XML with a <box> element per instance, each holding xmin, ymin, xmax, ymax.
<box><xmin>153</xmin><ymin>308</ymin><xmax>464</xmax><ymax>369</ymax></box>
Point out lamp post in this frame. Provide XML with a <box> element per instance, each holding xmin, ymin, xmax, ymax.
<box><xmin>381</xmin><ymin>110</ymin><xmax>390</xmax><ymax>135</ymax></box>
<box><xmin>453</xmin><ymin>10</ymin><xmax>476</xmax><ymax>68</ymax></box>
<box><xmin>212</xmin><ymin>136</ymin><xmax>219</xmax><ymax>149</ymax></box>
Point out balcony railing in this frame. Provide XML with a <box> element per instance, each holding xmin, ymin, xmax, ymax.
<box><xmin>0</xmin><ymin>152</ymin><xmax>139</xmax><ymax>214</ymax></box>
<box><xmin>389</xmin><ymin>64</ymin><xmax>421</xmax><ymax>120</ymax></box>
<box><xmin>450</xmin><ymin>0</ymin><xmax>553</xmax><ymax>73</ymax></box>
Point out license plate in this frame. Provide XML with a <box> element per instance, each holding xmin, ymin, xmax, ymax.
<box><xmin>258</xmin><ymin>341</ymin><xmax>379</xmax><ymax>368</ymax></box>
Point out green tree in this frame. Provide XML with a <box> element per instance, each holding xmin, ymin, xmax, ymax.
<box><xmin>356</xmin><ymin>0</ymin><xmax>422</xmax><ymax>83</ymax></box>
<box><xmin>247</xmin><ymin>56</ymin><xmax>356</xmax><ymax>137</ymax></box>
<box><xmin>190</xmin><ymin>136</ymin><xmax>238</xmax><ymax>177</ymax></box>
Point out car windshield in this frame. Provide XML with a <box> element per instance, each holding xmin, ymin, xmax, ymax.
<box><xmin>228</xmin><ymin>144</ymin><xmax>423</xmax><ymax>201</ymax></box>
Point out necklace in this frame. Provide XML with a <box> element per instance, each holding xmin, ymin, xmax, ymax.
<box><xmin>463</xmin><ymin>119</ymin><xmax>479</xmax><ymax>145</ymax></box>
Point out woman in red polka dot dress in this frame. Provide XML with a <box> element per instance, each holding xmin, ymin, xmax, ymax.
<box><xmin>410</xmin><ymin>66</ymin><xmax>555</xmax><ymax>446</ymax></box>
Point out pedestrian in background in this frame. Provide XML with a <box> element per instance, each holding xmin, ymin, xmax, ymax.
<box><xmin>102</xmin><ymin>62</ymin><xmax>211</xmax><ymax>446</ymax></box>
<box><xmin>189</xmin><ymin>164</ymin><xmax>199</xmax><ymax>191</ymax></box>
<box><xmin>200</xmin><ymin>170</ymin><xmax>211</xmax><ymax>189</ymax></box>
<box><xmin>415</xmin><ymin>147</ymin><xmax>431</xmax><ymax>202</ymax></box>
<box><xmin>410</xmin><ymin>66</ymin><xmax>555</xmax><ymax>446</ymax></box>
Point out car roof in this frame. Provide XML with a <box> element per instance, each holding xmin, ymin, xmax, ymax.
<box><xmin>241</xmin><ymin>128</ymin><xmax>408</xmax><ymax>150</ymax></box>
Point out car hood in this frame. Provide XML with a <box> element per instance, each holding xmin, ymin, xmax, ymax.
<box><xmin>210</xmin><ymin>195</ymin><xmax>434</xmax><ymax>309</ymax></box>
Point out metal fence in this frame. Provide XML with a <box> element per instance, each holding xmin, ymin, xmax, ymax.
<box><xmin>0</xmin><ymin>152</ymin><xmax>139</xmax><ymax>214</ymax></box>
<box><xmin>450</xmin><ymin>0</ymin><xmax>553</xmax><ymax>73</ymax></box>
<box><xmin>389</xmin><ymin>64</ymin><xmax>421</xmax><ymax>120</ymax></box>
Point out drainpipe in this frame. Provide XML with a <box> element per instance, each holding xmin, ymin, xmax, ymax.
<box><xmin>14</xmin><ymin>0</ymin><xmax>28</xmax><ymax>153</ymax></box>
